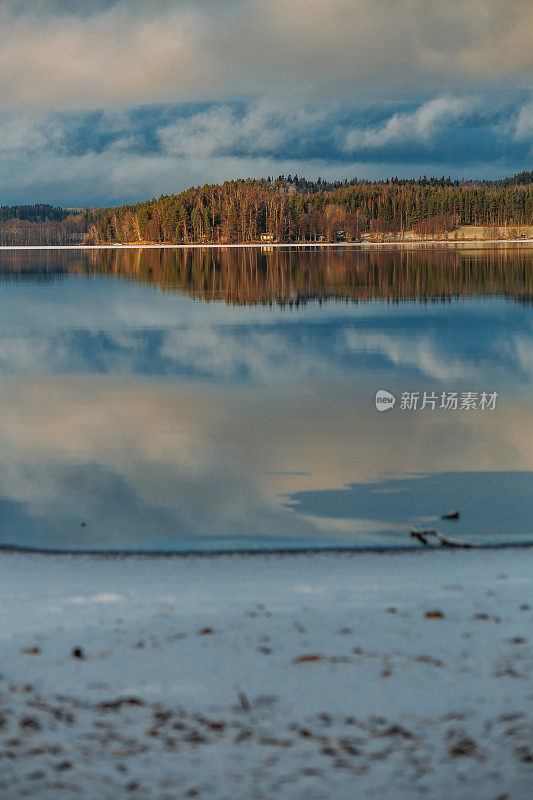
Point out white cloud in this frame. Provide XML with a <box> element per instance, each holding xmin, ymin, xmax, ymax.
<box><xmin>342</xmin><ymin>96</ymin><xmax>477</xmax><ymax>152</ymax></box>
<box><xmin>0</xmin><ymin>113</ymin><xmax>49</xmax><ymax>154</ymax></box>
<box><xmin>158</xmin><ymin>99</ymin><xmax>326</xmax><ymax>158</ymax></box>
<box><xmin>513</xmin><ymin>102</ymin><xmax>533</xmax><ymax>143</ymax></box>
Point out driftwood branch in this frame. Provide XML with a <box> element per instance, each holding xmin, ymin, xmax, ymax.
<box><xmin>410</xmin><ymin>529</ymin><xmax>475</xmax><ymax>549</ymax></box>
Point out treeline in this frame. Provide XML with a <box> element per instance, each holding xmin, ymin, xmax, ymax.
<box><xmin>0</xmin><ymin>216</ymin><xmax>86</xmax><ymax>246</ymax></box>
<box><xmin>497</xmin><ymin>170</ymin><xmax>533</xmax><ymax>187</ymax></box>
<box><xmin>252</xmin><ymin>171</ymin><xmax>533</xmax><ymax>191</ymax></box>
<box><xmin>0</xmin><ymin>204</ymin><xmax>71</xmax><ymax>223</ymax></box>
<box><xmin>0</xmin><ymin>204</ymin><xmax>86</xmax><ymax>245</ymax></box>
<box><xmin>275</xmin><ymin>171</ymin><xmax>533</xmax><ymax>190</ymax></box>
<box><xmin>83</xmin><ymin>176</ymin><xmax>533</xmax><ymax>244</ymax></box>
<box><xmin>0</xmin><ymin>172</ymin><xmax>532</xmax><ymax>245</ymax></box>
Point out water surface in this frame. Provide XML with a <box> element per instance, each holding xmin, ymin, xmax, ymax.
<box><xmin>0</xmin><ymin>246</ymin><xmax>531</xmax><ymax>551</ymax></box>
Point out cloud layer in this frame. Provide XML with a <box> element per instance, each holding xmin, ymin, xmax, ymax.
<box><xmin>0</xmin><ymin>94</ymin><xmax>530</xmax><ymax>204</ymax></box>
<box><xmin>0</xmin><ymin>1</ymin><xmax>531</xmax><ymax>202</ymax></box>
<box><xmin>1</xmin><ymin>1</ymin><xmax>532</xmax><ymax>111</ymax></box>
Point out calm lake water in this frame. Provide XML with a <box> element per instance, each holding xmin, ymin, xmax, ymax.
<box><xmin>0</xmin><ymin>246</ymin><xmax>531</xmax><ymax>552</ymax></box>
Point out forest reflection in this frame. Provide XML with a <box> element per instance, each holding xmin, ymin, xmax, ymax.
<box><xmin>0</xmin><ymin>246</ymin><xmax>532</xmax><ymax>305</ymax></box>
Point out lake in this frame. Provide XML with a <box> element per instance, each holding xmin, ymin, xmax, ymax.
<box><xmin>0</xmin><ymin>245</ymin><xmax>531</xmax><ymax>552</ymax></box>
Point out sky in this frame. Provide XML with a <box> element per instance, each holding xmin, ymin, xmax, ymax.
<box><xmin>0</xmin><ymin>0</ymin><xmax>532</xmax><ymax>205</ymax></box>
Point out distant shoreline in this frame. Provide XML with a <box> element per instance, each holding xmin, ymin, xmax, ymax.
<box><xmin>0</xmin><ymin>239</ymin><xmax>532</xmax><ymax>251</ymax></box>
<box><xmin>1</xmin><ymin>540</ymin><xmax>532</xmax><ymax>557</ymax></box>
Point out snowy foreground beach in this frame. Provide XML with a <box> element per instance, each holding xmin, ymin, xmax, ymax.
<box><xmin>0</xmin><ymin>549</ymin><xmax>531</xmax><ymax>799</ymax></box>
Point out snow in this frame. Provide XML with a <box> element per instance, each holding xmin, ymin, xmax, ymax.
<box><xmin>0</xmin><ymin>548</ymin><xmax>531</xmax><ymax>799</ymax></box>
<box><xmin>0</xmin><ymin>240</ymin><xmax>531</xmax><ymax>251</ymax></box>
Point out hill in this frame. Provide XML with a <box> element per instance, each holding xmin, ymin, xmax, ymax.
<box><xmin>83</xmin><ymin>172</ymin><xmax>533</xmax><ymax>245</ymax></box>
<box><xmin>0</xmin><ymin>172</ymin><xmax>532</xmax><ymax>245</ymax></box>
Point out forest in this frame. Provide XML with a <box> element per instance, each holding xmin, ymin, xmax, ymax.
<box><xmin>0</xmin><ymin>204</ymin><xmax>86</xmax><ymax>246</ymax></box>
<box><xmin>0</xmin><ymin>173</ymin><xmax>531</xmax><ymax>245</ymax></box>
<box><xmin>82</xmin><ymin>173</ymin><xmax>533</xmax><ymax>245</ymax></box>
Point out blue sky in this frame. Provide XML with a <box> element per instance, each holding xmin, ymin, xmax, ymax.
<box><xmin>0</xmin><ymin>1</ymin><xmax>531</xmax><ymax>205</ymax></box>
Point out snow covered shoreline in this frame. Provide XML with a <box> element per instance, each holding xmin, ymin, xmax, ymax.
<box><xmin>0</xmin><ymin>548</ymin><xmax>531</xmax><ymax>799</ymax></box>
<box><xmin>0</xmin><ymin>239</ymin><xmax>532</xmax><ymax>250</ymax></box>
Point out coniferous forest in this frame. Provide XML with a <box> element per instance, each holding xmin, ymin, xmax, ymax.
<box><xmin>1</xmin><ymin>173</ymin><xmax>532</xmax><ymax>245</ymax></box>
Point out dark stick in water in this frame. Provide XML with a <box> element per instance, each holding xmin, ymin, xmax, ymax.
<box><xmin>410</xmin><ymin>529</ymin><xmax>475</xmax><ymax>549</ymax></box>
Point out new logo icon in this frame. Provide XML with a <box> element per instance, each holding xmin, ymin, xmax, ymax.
<box><xmin>375</xmin><ymin>389</ymin><xmax>396</xmax><ymax>411</ymax></box>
